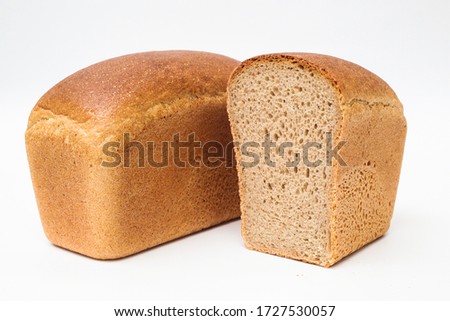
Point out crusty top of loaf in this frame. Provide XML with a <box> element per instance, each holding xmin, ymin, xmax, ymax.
<box><xmin>29</xmin><ymin>51</ymin><xmax>239</xmax><ymax>127</ymax></box>
<box><xmin>229</xmin><ymin>53</ymin><xmax>402</xmax><ymax>110</ymax></box>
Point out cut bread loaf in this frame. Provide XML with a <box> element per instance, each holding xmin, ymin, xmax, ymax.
<box><xmin>227</xmin><ymin>53</ymin><xmax>406</xmax><ymax>267</ymax></box>
<box><xmin>26</xmin><ymin>51</ymin><xmax>241</xmax><ymax>259</ymax></box>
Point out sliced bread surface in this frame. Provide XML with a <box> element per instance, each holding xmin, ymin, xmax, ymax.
<box><xmin>227</xmin><ymin>53</ymin><xmax>406</xmax><ymax>267</ymax></box>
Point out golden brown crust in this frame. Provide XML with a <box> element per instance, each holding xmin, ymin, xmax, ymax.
<box><xmin>29</xmin><ymin>50</ymin><xmax>239</xmax><ymax>126</ymax></box>
<box><xmin>26</xmin><ymin>51</ymin><xmax>241</xmax><ymax>259</ymax></box>
<box><xmin>328</xmin><ymin>101</ymin><xmax>406</xmax><ymax>265</ymax></box>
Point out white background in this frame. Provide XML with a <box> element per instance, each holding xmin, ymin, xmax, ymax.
<box><xmin>1</xmin><ymin>0</ymin><xmax>449</xmax><ymax>302</ymax></box>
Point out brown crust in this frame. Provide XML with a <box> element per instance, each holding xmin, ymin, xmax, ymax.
<box><xmin>26</xmin><ymin>51</ymin><xmax>241</xmax><ymax>259</ymax></box>
<box><xmin>29</xmin><ymin>50</ymin><xmax>239</xmax><ymax>126</ymax></box>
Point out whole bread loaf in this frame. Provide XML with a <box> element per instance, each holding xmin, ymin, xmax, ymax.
<box><xmin>26</xmin><ymin>51</ymin><xmax>241</xmax><ymax>259</ymax></box>
<box><xmin>227</xmin><ymin>53</ymin><xmax>406</xmax><ymax>267</ymax></box>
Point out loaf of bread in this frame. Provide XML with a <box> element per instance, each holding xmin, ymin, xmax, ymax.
<box><xmin>26</xmin><ymin>51</ymin><xmax>241</xmax><ymax>259</ymax></box>
<box><xmin>227</xmin><ymin>53</ymin><xmax>406</xmax><ymax>267</ymax></box>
